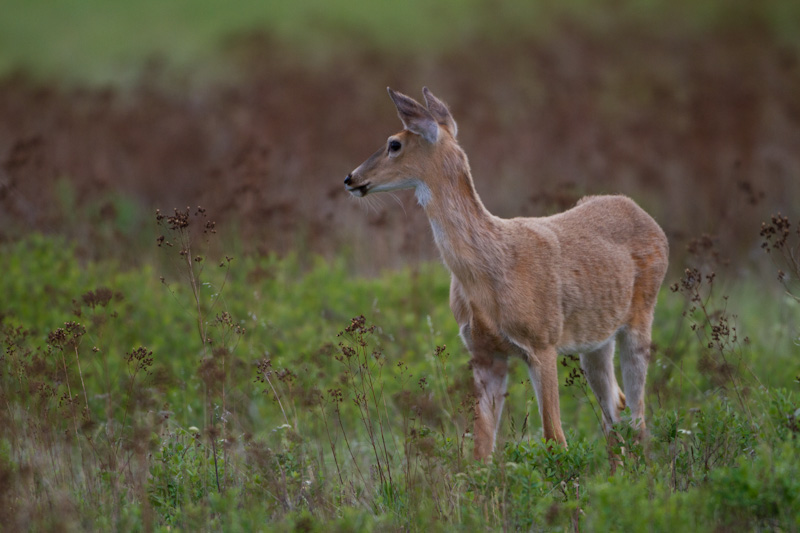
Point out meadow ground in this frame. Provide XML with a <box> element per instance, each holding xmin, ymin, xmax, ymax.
<box><xmin>1</xmin><ymin>218</ymin><xmax>799</xmax><ymax>531</ymax></box>
<box><xmin>1</xmin><ymin>1</ymin><xmax>800</xmax><ymax>530</ymax></box>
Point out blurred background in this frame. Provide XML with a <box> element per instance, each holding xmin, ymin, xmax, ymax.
<box><xmin>1</xmin><ymin>0</ymin><xmax>799</xmax><ymax>272</ymax></box>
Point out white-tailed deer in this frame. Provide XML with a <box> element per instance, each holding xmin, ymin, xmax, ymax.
<box><xmin>345</xmin><ymin>87</ymin><xmax>668</xmax><ymax>460</ymax></box>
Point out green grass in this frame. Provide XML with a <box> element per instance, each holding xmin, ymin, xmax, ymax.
<box><xmin>0</xmin><ymin>0</ymin><xmax>497</xmax><ymax>84</ymax></box>
<box><xmin>1</xmin><ymin>227</ymin><xmax>799</xmax><ymax>530</ymax></box>
<box><xmin>2</xmin><ymin>0</ymin><xmax>799</xmax><ymax>85</ymax></box>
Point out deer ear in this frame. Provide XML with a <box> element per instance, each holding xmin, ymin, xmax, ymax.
<box><xmin>387</xmin><ymin>87</ymin><xmax>439</xmax><ymax>143</ymax></box>
<box><xmin>422</xmin><ymin>87</ymin><xmax>457</xmax><ymax>138</ymax></box>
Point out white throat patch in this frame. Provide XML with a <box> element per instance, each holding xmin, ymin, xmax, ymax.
<box><xmin>414</xmin><ymin>182</ymin><xmax>433</xmax><ymax>207</ymax></box>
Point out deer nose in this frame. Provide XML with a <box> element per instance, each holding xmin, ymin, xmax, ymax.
<box><xmin>344</xmin><ymin>174</ymin><xmax>353</xmax><ymax>185</ymax></box>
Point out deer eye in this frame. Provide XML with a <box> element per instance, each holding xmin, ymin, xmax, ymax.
<box><xmin>388</xmin><ymin>139</ymin><xmax>402</xmax><ymax>153</ymax></box>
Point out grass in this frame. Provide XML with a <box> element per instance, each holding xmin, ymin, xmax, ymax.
<box><xmin>1</xmin><ymin>210</ymin><xmax>799</xmax><ymax>530</ymax></box>
<box><xmin>2</xmin><ymin>0</ymin><xmax>799</xmax><ymax>84</ymax></box>
<box><xmin>0</xmin><ymin>0</ymin><xmax>501</xmax><ymax>84</ymax></box>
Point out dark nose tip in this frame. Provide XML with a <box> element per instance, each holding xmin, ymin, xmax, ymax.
<box><xmin>344</xmin><ymin>174</ymin><xmax>352</xmax><ymax>185</ymax></box>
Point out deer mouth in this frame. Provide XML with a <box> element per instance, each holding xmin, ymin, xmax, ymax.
<box><xmin>345</xmin><ymin>183</ymin><xmax>370</xmax><ymax>197</ymax></box>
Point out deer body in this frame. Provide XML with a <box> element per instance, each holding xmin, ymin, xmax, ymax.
<box><xmin>345</xmin><ymin>88</ymin><xmax>668</xmax><ymax>460</ymax></box>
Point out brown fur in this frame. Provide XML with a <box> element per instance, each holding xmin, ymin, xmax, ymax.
<box><xmin>345</xmin><ymin>87</ymin><xmax>668</xmax><ymax>460</ymax></box>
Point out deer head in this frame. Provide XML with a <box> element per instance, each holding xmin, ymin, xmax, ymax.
<box><xmin>344</xmin><ymin>87</ymin><xmax>460</xmax><ymax>206</ymax></box>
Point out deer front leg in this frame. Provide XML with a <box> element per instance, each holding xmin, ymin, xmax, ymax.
<box><xmin>461</xmin><ymin>322</ymin><xmax>510</xmax><ymax>461</ymax></box>
<box><xmin>472</xmin><ymin>354</ymin><xmax>509</xmax><ymax>460</ymax></box>
<box><xmin>526</xmin><ymin>345</ymin><xmax>567</xmax><ymax>446</ymax></box>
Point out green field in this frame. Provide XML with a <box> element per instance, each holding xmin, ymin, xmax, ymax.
<box><xmin>2</xmin><ymin>223</ymin><xmax>799</xmax><ymax>530</ymax></box>
<box><xmin>0</xmin><ymin>0</ymin><xmax>526</xmax><ymax>83</ymax></box>
<box><xmin>2</xmin><ymin>0</ymin><xmax>799</xmax><ymax>84</ymax></box>
<box><xmin>2</xmin><ymin>0</ymin><xmax>800</xmax><ymax>530</ymax></box>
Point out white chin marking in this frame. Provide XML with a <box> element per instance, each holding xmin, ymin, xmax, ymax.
<box><xmin>347</xmin><ymin>186</ymin><xmax>367</xmax><ymax>197</ymax></box>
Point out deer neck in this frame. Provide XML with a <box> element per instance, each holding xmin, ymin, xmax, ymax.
<box><xmin>417</xmin><ymin>162</ymin><xmax>504</xmax><ymax>284</ymax></box>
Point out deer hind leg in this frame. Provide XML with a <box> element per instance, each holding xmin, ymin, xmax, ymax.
<box><xmin>618</xmin><ymin>321</ymin><xmax>653</xmax><ymax>438</ymax></box>
<box><xmin>461</xmin><ymin>323</ymin><xmax>510</xmax><ymax>461</ymax></box>
<box><xmin>579</xmin><ymin>340</ymin><xmax>625</xmax><ymax>435</ymax></box>
<box><xmin>620</xmin><ymin>253</ymin><xmax>664</xmax><ymax>440</ymax></box>
<box><xmin>580</xmin><ymin>340</ymin><xmax>627</xmax><ymax>472</ymax></box>
<box><xmin>526</xmin><ymin>345</ymin><xmax>567</xmax><ymax>446</ymax></box>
